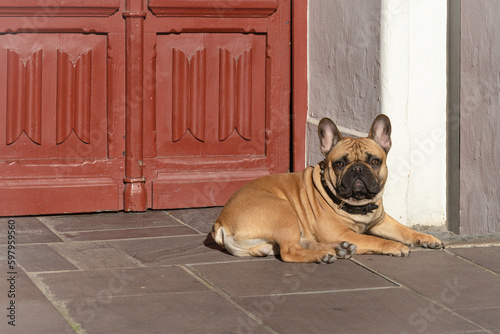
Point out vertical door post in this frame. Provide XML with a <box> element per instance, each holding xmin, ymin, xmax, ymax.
<box><xmin>292</xmin><ymin>0</ymin><xmax>308</xmax><ymax>171</ymax></box>
<box><xmin>123</xmin><ymin>0</ymin><xmax>147</xmax><ymax>211</ymax></box>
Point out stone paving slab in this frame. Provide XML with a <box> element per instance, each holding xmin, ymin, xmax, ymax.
<box><xmin>354</xmin><ymin>250</ymin><xmax>500</xmax><ymax>311</ymax></box>
<box><xmin>235</xmin><ymin>288</ymin><xmax>483</xmax><ymax>334</ymax></box>
<box><xmin>0</xmin><ymin>299</ymin><xmax>75</xmax><ymax>334</ymax></box>
<box><xmin>112</xmin><ymin>234</ymin><xmax>251</xmax><ymax>266</ymax></box>
<box><xmin>449</xmin><ymin>246</ymin><xmax>500</xmax><ymax>274</ymax></box>
<box><xmin>455</xmin><ymin>307</ymin><xmax>500</xmax><ymax>334</ymax></box>
<box><xmin>38</xmin><ymin>211</ymin><xmax>181</xmax><ymax>233</ymax></box>
<box><xmin>0</xmin><ymin>217</ymin><xmax>62</xmax><ymax>245</ymax></box>
<box><xmin>17</xmin><ymin>244</ymin><xmax>79</xmax><ymax>272</ymax></box>
<box><xmin>50</xmin><ymin>242</ymin><xmax>141</xmax><ymax>270</ymax></box>
<box><xmin>1</xmin><ymin>211</ymin><xmax>500</xmax><ymax>334</ymax></box>
<box><xmin>190</xmin><ymin>258</ymin><xmax>395</xmax><ymax>297</ymax></box>
<box><xmin>0</xmin><ymin>267</ymin><xmax>45</xmax><ymax>303</ymax></box>
<box><xmin>58</xmin><ymin>225</ymin><xmax>198</xmax><ymax>242</ymax></box>
<box><xmin>0</xmin><ymin>260</ymin><xmax>75</xmax><ymax>333</ymax></box>
<box><xmin>64</xmin><ymin>292</ymin><xmax>269</xmax><ymax>334</ymax></box>
<box><xmin>34</xmin><ymin>266</ymin><xmax>207</xmax><ymax>300</ymax></box>
<box><xmin>168</xmin><ymin>207</ymin><xmax>223</xmax><ymax>233</ymax></box>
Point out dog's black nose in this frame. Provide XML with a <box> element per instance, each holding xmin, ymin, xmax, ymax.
<box><xmin>352</xmin><ymin>164</ymin><xmax>364</xmax><ymax>174</ymax></box>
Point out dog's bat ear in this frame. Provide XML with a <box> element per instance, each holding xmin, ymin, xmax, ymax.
<box><xmin>318</xmin><ymin>118</ymin><xmax>343</xmax><ymax>156</ymax></box>
<box><xmin>369</xmin><ymin>114</ymin><xmax>392</xmax><ymax>153</ymax></box>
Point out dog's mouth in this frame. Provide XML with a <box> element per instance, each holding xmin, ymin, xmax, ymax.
<box><xmin>337</xmin><ymin>177</ymin><xmax>380</xmax><ymax>201</ymax></box>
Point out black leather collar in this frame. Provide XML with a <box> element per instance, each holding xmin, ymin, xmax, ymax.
<box><xmin>318</xmin><ymin>160</ymin><xmax>379</xmax><ymax>215</ymax></box>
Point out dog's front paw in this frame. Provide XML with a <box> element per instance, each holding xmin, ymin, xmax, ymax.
<box><xmin>318</xmin><ymin>251</ymin><xmax>337</xmax><ymax>264</ymax></box>
<box><xmin>382</xmin><ymin>241</ymin><xmax>410</xmax><ymax>257</ymax></box>
<box><xmin>414</xmin><ymin>233</ymin><xmax>444</xmax><ymax>249</ymax></box>
<box><xmin>334</xmin><ymin>241</ymin><xmax>357</xmax><ymax>259</ymax></box>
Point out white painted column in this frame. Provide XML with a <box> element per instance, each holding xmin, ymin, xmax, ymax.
<box><xmin>380</xmin><ymin>0</ymin><xmax>447</xmax><ymax>226</ymax></box>
<box><xmin>380</xmin><ymin>0</ymin><xmax>410</xmax><ymax>224</ymax></box>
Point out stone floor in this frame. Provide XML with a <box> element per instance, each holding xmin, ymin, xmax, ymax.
<box><xmin>1</xmin><ymin>208</ymin><xmax>500</xmax><ymax>334</ymax></box>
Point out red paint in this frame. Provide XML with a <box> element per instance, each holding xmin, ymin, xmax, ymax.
<box><xmin>56</xmin><ymin>50</ymin><xmax>92</xmax><ymax>145</ymax></box>
<box><xmin>144</xmin><ymin>1</ymin><xmax>291</xmax><ymax>210</ymax></box>
<box><xmin>148</xmin><ymin>0</ymin><xmax>278</xmax><ymax>17</ymax></box>
<box><xmin>6</xmin><ymin>50</ymin><xmax>42</xmax><ymax>145</ymax></box>
<box><xmin>123</xmin><ymin>0</ymin><xmax>147</xmax><ymax>211</ymax></box>
<box><xmin>0</xmin><ymin>0</ymin><xmax>293</xmax><ymax>215</ymax></box>
<box><xmin>0</xmin><ymin>9</ymin><xmax>124</xmax><ymax>216</ymax></box>
<box><xmin>0</xmin><ymin>0</ymin><xmax>121</xmax><ymax>17</ymax></box>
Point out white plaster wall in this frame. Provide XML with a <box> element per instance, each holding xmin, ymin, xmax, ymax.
<box><xmin>307</xmin><ymin>0</ymin><xmax>447</xmax><ymax>227</ymax></box>
<box><xmin>306</xmin><ymin>0</ymin><xmax>381</xmax><ymax>166</ymax></box>
<box><xmin>380</xmin><ymin>0</ymin><xmax>447</xmax><ymax>226</ymax></box>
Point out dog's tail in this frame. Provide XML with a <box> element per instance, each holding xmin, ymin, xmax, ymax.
<box><xmin>212</xmin><ymin>219</ymin><xmax>225</xmax><ymax>249</ymax></box>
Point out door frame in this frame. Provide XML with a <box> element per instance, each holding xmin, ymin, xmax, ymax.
<box><xmin>291</xmin><ymin>0</ymin><xmax>308</xmax><ymax>171</ymax></box>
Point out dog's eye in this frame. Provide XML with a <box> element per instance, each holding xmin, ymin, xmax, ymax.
<box><xmin>335</xmin><ymin>160</ymin><xmax>345</xmax><ymax>168</ymax></box>
<box><xmin>370</xmin><ymin>159</ymin><xmax>381</xmax><ymax>166</ymax></box>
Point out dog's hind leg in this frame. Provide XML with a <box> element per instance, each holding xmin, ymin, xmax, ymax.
<box><xmin>249</xmin><ymin>243</ymin><xmax>278</xmax><ymax>257</ymax></box>
<box><xmin>212</xmin><ymin>219</ymin><xmax>277</xmax><ymax>257</ymax></box>
<box><xmin>279</xmin><ymin>243</ymin><xmax>337</xmax><ymax>263</ymax></box>
<box><xmin>275</xmin><ymin>226</ymin><xmax>339</xmax><ymax>263</ymax></box>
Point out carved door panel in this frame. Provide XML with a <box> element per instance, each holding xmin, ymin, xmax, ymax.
<box><xmin>0</xmin><ymin>34</ymin><xmax>107</xmax><ymax>160</ymax></box>
<box><xmin>155</xmin><ymin>33</ymin><xmax>266</xmax><ymax>157</ymax></box>
<box><xmin>0</xmin><ymin>2</ymin><xmax>125</xmax><ymax>216</ymax></box>
<box><xmin>143</xmin><ymin>0</ymin><xmax>291</xmax><ymax>209</ymax></box>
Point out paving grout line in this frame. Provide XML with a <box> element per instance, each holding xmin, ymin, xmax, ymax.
<box><xmin>38</xmin><ymin>215</ymin><xmax>197</xmax><ymax>234</ymax></box>
<box><xmin>36</xmin><ymin>216</ymin><xmax>72</xmax><ymax>242</ymax></box>
<box><xmin>186</xmin><ymin>257</ymin><xmax>276</xmax><ymax>266</ymax></box>
<box><xmin>163</xmin><ymin>210</ymin><xmax>205</xmax><ymax>234</ymax></box>
<box><xmin>350</xmin><ymin>258</ymin><xmax>494</xmax><ymax>334</ymax></box>
<box><xmin>46</xmin><ymin>243</ymin><xmax>86</xmax><ymax>271</ymax></box>
<box><xmin>349</xmin><ymin>257</ymin><xmax>402</xmax><ymax>287</ymax></box>
<box><xmin>26</xmin><ymin>265</ymin><xmax>179</xmax><ymax>275</ymax></box>
<box><xmin>48</xmin><ymin>233</ymin><xmax>201</xmax><ymax>244</ymax></box>
<box><xmin>444</xmin><ymin>249</ymin><xmax>500</xmax><ymax>277</ymax></box>
<box><xmin>10</xmin><ymin>233</ymin><xmax>206</xmax><ymax>247</ymax></box>
<box><xmin>57</xmin><ymin>225</ymin><xmax>195</xmax><ymax>235</ymax></box>
<box><xmin>446</xmin><ymin>243</ymin><xmax>500</xmax><ymax>248</ymax></box>
<box><xmin>238</xmin><ymin>285</ymin><xmax>399</xmax><ymax>299</ymax></box>
<box><xmin>43</xmin><ymin>290</ymin><xmax>215</xmax><ymax>303</ymax></box>
<box><xmin>180</xmin><ymin>264</ymin><xmax>279</xmax><ymax>334</ymax></box>
<box><xmin>397</xmin><ymin>285</ymin><xmax>494</xmax><ymax>334</ymax></box>
<box><xmin>13</xmin><ymin>243</ymin><xmax>85</xmax><ymax>272</ymax></box>
<box><xmin>26</xmin><ymin>271</ymin><xmax>85</xmax><ymax>334</ymax></box>
<box><xmin>454</xmin><ymin>306</ymin><xmax>500</xmax><ymax>311</ymax></box>
<box><xmin>109</xmin><ymin>242</ymin><xmax>147</xmax><ymax>268</ymax></box>
<box><xmin>438</xmin><ymin>331</ymin><xmax>495</xmax><ymax>334</ymax></box>
<box><xmin>43</xmin><ymin>240</ymin><xmax>139</xmax><ymax>272</ymax></box>
<box><xmin>445</xmin><ymin>242</ymin><xmax>500</xmax><ymax>249</ymax></box>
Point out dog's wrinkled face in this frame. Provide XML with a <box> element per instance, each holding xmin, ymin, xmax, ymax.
<box><xmin>327</xmin><ymin>137</ymin><xmax>387</xmax><ymax>200</ymax></box>
<box><xmin>318</xmin><ymin>115</ymin><xmax>392</xmax><ymax>203</ymax></box>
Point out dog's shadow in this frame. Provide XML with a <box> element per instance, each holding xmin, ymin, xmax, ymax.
<box><xmin>203</xmin><ymin>233</ymin><xmax>230</xmax><ymax>254</ymax></box>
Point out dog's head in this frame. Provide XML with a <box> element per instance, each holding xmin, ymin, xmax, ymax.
<box><xmin>318</xmin><ymin>115</ymin><xmax>392</xmax><ymax>204</ymax></box>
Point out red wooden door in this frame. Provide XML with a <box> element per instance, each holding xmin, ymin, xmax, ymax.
<box><xmin>0</xmin><ymin>0</ymin><xmax>291</xmax><ymax>215</ymax></box>
<box><xmin>0</xmin><ymin>1</ymin><xmax>126</xmax><ymax>216</ymax></box>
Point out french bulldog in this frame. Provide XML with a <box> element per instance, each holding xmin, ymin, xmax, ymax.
<box><xmin>212</xmin><ymin>115</ymin><xmax>444</xmax><ymax>263</ymax></box>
